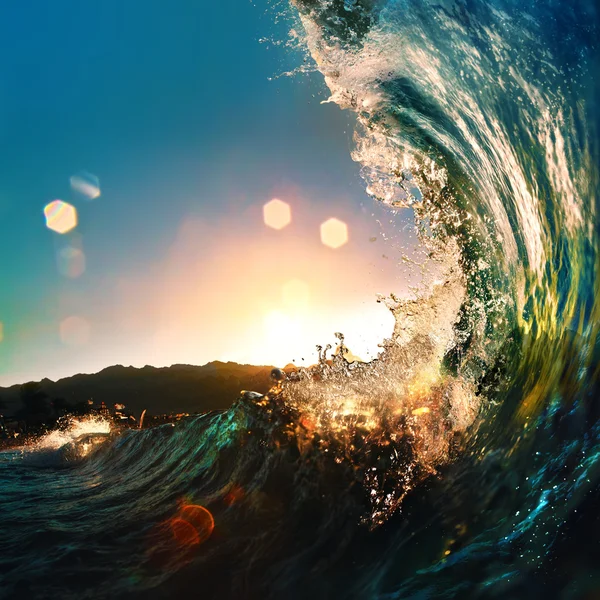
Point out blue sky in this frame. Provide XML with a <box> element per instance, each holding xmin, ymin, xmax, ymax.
<box><xmin>0</xmin><ymin>0</ymin><xmax>415</xmax><ymax>385</ymax></box>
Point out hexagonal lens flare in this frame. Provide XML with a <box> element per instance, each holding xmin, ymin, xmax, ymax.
<box><xmin>57</xmin><ymin>247</ymin><xmax>86</xmax><ymax>279</ymax></box>
<box><xmin>263</xmin><ymin>198</ymin><xmax>291</xmax><ymax>230</ymax></box>
<box><xmin>70</xmin><ymin>171</ymin><xmax>100</xmax><ymax>200</ymax></box>
<box><xmin>60</xmin><ymin>316</ymin><xmax>90</xmax><ymax>346</ymax></box>
<box><xmin>44</xmin><ymin>200</ymin><xmax>78</xmax><ymax>234</ymax></box>
<box><xmin>320</xmin><ymin>217</ymin><xmax>349</xmax><ymax>249</ymax></box>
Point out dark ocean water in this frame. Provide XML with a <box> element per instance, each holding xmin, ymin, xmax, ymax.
<box><xmin>1</xmin><ymin>0</ymin><xmax>599</xmax><ymax>598</ymax></box>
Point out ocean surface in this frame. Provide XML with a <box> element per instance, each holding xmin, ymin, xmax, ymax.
<box><xmin>1</xmin><ymin>0</ymin><xmax>599</xmax><ymax>598</ymax></box>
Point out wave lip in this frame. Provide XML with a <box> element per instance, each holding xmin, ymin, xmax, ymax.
<box><xmin>284</xmin><ymin>0</ymin><xmax>600</xmax><ymax>595</ymax></box>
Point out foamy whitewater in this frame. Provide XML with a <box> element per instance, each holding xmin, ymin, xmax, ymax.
<box><xmin>1</xmin><ymin>1</ymin><xmax>599</xmax><ymax>598</ymax></box>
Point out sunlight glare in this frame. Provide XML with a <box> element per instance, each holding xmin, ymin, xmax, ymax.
<box><xmin>282</xmin><ymin>279</ymin><xmax>310</xmax><ymax>311</ymax></box>
<box><xmin>254</xmin><ymin>302</ymin><xmax>394</xmax><ymax>367</ymax></box>
<box><xmin>264</xmin><ymin>310</ymin><xmax>301</xmax><ymax>341</ymax></box>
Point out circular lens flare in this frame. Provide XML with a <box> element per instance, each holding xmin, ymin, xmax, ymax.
<box><xmin>169</xmin><ymin>504</ymin><xmax>214</xmax><ymax>547</ymax></box>
<box><xmin>170</xmin><ymin>517</ymin><xmax>200</xmax><ymax>546</ymax></box>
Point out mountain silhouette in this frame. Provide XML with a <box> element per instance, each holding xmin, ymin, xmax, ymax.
<box><xmin>0</xmin><ymin>362</ymin><xmax>275</xmax><ymax>418</ymax></box>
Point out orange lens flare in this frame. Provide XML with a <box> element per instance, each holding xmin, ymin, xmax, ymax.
<box><xmin>170</xmin><ymin>517</ymin><xmax>200</xmax><ymax>546</ymax></box>
<box><xmin>169</xmin><ymin>504</ymin><xmax>215</xmax><ymax>547</ymax></box>
<box><xmin>223</xmin><ymin>485</ymin><xmax>245</xmax><ymax>506</ymax></box>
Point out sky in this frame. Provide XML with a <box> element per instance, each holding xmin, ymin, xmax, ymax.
<box><xmin>0</xmin><ymin>0</ymin><xmax>419</xmax><ymax>386</ymax></box>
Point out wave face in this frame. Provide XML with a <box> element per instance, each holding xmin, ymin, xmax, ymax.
<box><xmin>1</xmin><ymin>1</ymin><xmax>599</xmax><ymax>598</ymax></box>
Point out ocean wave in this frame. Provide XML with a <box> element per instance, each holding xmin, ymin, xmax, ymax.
<box><xmin>1</xmin><ymin>1</ymin><xmax>598</xmax><ymax>598</ymax></box>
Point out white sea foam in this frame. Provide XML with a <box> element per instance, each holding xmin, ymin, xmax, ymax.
<box><xmin>11</xmin><ymin>416</ymin><xmax>113</xmax><ymax>466</ymax></box>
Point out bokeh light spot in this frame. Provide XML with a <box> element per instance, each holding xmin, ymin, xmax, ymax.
<box><xmin>179</xmin><ymin>505</ymin><xmax>215</xmax><ymax>544</ymax></box>
<box><xmin>60</xmin><ymin>316</ymin><xmax>91</xmax><ymax>346</ymax></box>
<box><xmin>263</xmin><ymin>198</ymin><xmax>291</xmax><ymax>230</ymax></box>
<box><xmin>169</xmin><ymin>504</ymin><xmax>215</xmax><ymax>548</ymax></box>
<box><xmin>282</xmin><ymin>279</ymin><xmax>310</xmax><ymax>311</ymax></box>
<box><xmin>171</xmin><ymin>517</ymin><xmax>201</xmax><ymax>546</ymax></box>
<box><xmin>0</xmin><ymin>322</ymin><xmax>4</xmax><ymax>343</ymax></box>
<box><xmin>57</xmin><ymin>247</ymin><xmax>86</xmax><ymax>279</ymax></box>
<box><xmin>320</xmin><ymin>218</ymin><xmax>348</xmax><ymax>249</ymax></box>
<box><xmin>224</xmin><ymin>485</ymin><xmax>245</xmax><ymax>506</ymax></box>
<box><xmin>44</xmin><ymin>200</ymin><xmax>78</xmax><ymax>234</ymax></box>
<box><xmin>70</xmin><ymin>171</ymin><xmax>100</xmax><ymax>199</ymax></box>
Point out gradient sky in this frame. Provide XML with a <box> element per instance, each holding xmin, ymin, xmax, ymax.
<box><xmin>0</xmin><ymin>0</ymin><xmax>418</xmax><ymax>386</ymax></box>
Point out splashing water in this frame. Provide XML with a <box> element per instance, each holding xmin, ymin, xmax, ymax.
<box><xmin>5</xmin><ymin>416</ymin><xmax>113</xmax><ymax>466</ymax></box>
<box><xmin>29</xmin><ymin>416</ymin><xmax>112</xmax><ymax>451</ymax></box>
<box><xmin>280</xmin><ymin>240</ymin><xmax>470</xmax><ymax>525</ymax></box>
